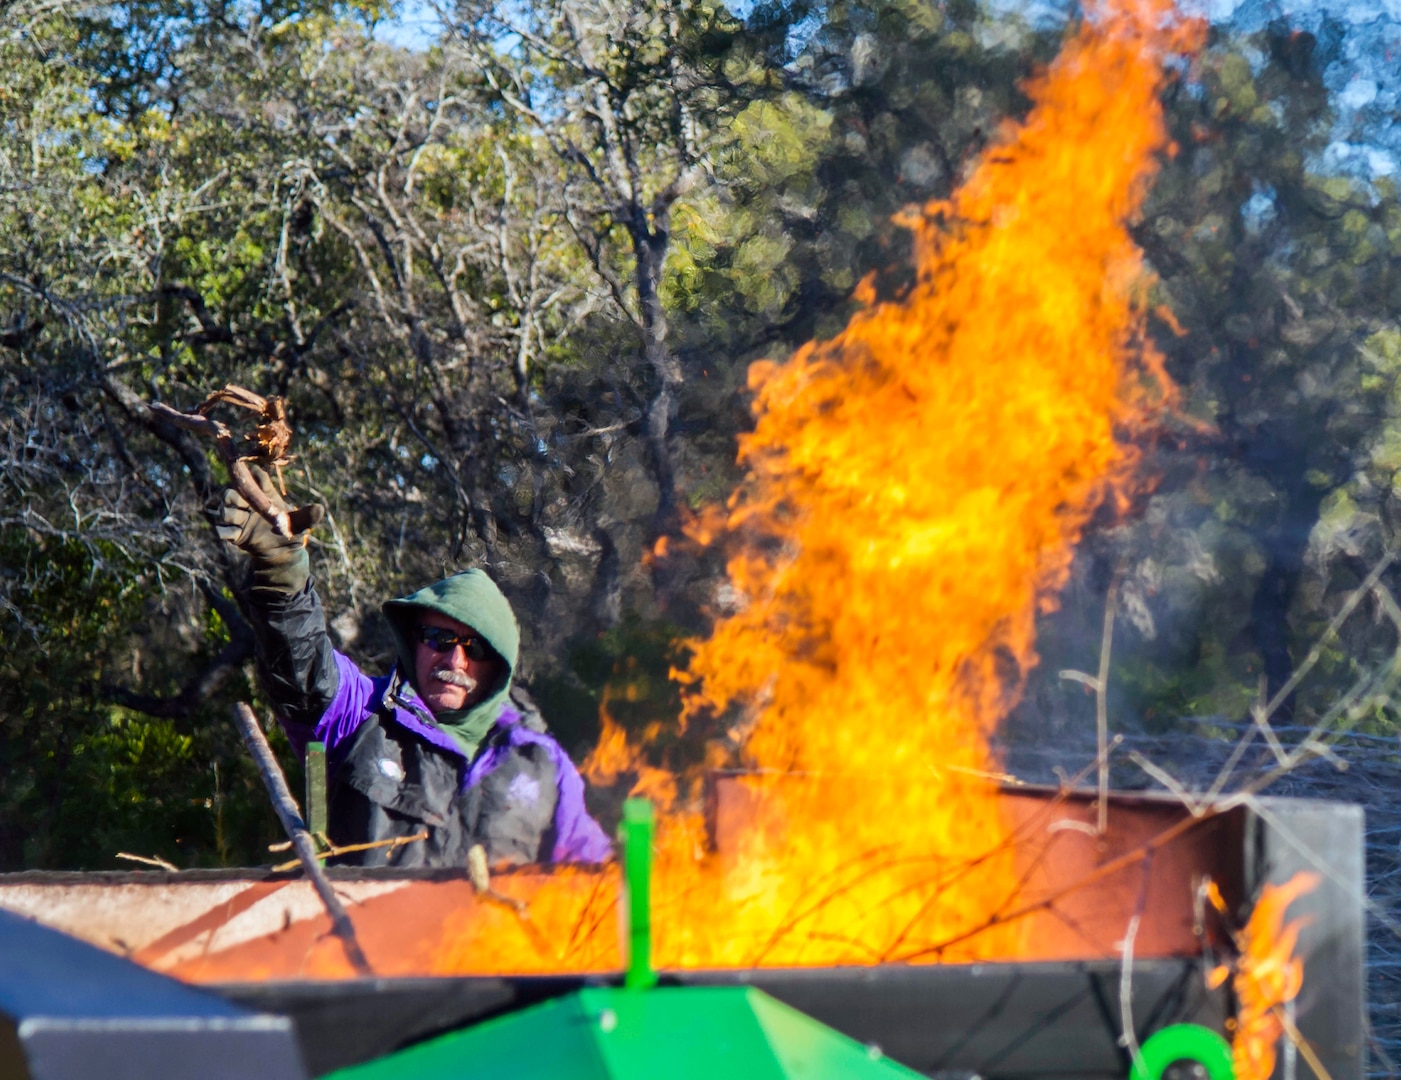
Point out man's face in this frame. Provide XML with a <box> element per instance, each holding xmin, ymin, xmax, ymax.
<box><xmin>413</xmin><ymin>610</ymin><xmax>501</xmax><ymax>714</ymax></box>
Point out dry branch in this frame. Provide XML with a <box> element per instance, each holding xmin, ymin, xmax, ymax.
<box><xmin>232</xmin><ymin>701</ymin><xmax>372</xmax><ymax>976</ymax></box>
<box><xmin>268</xmin><ymin>831</ymin><xmax>429</xmax><ymax>872</ymax></box>
<box><xmin>115</xmin><ymin>852</ymin><xmax>179</xmax><ymax>871</ymax></box>
<box><xmin>148</xmin><ymin>385</ymin><xmax>298</xmax><ymax>538</ymax></box>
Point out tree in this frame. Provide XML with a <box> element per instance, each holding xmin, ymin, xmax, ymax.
<box><xmin>450</xmin><ymin>0</ymin><xmax>801</xmax><ymax>533</ymax></box>
<box><xmin>1007</xmin><ymin>17</ymin><xmax>1401</xmax><ymax>748</ymax></box>
<box><xmin>4</xmin><ymin>0</ymin><xmax>1400</xmax><ymax>887</ymax></box>
<box><xmin>0</xmin><ymin>0</ymin><xmax>781</xmax><ymax>861</ymax></box>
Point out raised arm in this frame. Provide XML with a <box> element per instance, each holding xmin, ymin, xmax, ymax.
<box><xmin>215</xmin><ymin>467</ymin><xmax>336</xmax><ymax>745</ymax></box>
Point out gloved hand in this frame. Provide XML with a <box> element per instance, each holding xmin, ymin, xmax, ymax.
<box><xmin>215</xmin><ymin>465</ymin><xmax>325</xmax><ymax>595</ymax></box>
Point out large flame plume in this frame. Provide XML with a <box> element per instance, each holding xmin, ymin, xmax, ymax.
<box><xmin>428</xmin><ymin>0</ymin><xmax>1199</xmax><ymax>975</ymax></box>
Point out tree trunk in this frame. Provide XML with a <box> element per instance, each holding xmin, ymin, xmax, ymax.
<box><xmin>1239</xmin><ymin>413</ymin><xmax>1331</xmax><ymax>725</ymax></box>
<box><xmin>633</xmin><ymin>223</ymin><xmax>682</xmax><ymax>529</ymax></box>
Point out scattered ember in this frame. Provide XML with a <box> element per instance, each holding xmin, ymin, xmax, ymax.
<box><xmin>430</xmin><ymin>0</ymin><xmax>1202</xmax><ymax>975</ymax></box>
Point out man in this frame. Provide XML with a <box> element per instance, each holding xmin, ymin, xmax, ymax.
<box><xmin>216</xmin><ymin>469</ymin><xmax>611</xmax><ymax>868</ymax></box>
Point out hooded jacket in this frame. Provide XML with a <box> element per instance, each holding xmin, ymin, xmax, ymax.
<box><xmin>382</xmin><ymin>570</ymin><xmax>523</xmax><ymax>760</ymax></box>
<box><xmin>249</xmin><ymin>569</ymin><xmax>611</xmax><ymax>868</ymax></box>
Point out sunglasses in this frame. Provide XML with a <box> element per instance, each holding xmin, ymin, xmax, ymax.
<box><xmin>416</xmin><ymin>625</ymin><xmax>491</xmax><ymax>661</ymax></box>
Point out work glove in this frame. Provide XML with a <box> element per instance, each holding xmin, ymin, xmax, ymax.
<box><xmin>215</xmin><ymin>465</ymin><xmax>325</xmax><ymax>596</ymax></box>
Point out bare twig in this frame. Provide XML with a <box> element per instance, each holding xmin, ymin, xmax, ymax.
<box><xmin>894</xmin><ymin>807</ymin><xmax>1221</xmax><ymax>962</ymax></box>
<box><xmin>232</xmin><ymin>702</ymin><xmax>372</xmax><ymax>976</ymax></box>
<box><xmin>269</xmin><ymin>831</ymin><xmax>429</xmax><ymax>871</ymax></box>
<box><xmin>1057</xmin><ymin>569</ymin><xmax>1122</xmax><ymax>835</ymax></box>
<box><xmin>1243</xmin><ymin>795</ymin><xmax>1401</xmax><ymax>943</ymax></box>
<box><xmin>876</xmin><ymin>738</ymin><xmax>1123</xmax><ymax>961</ymax></box>
<box><xmin>1096</xmin><ymin>573</ymin><xmax>1121</xmax><ymax>835</ymax></box>
<box><xmin>1272</xmin><ymin>997</ymin><xmax>1335</xmax><ymax>1080</ymax></box>
<box><xmin>465</xmin><ymin>843</ymin><xmax>558</xmax><ymax>959</ymax></box>
<box><xmin>1261</xmin><ymin>554</ymin><xmax>1394</xmax><ymax>722</ymax></box>
<box><xmin>115</xmin><ymin>852</ymin><xmax>179</xmax><ymax>871</ymax></box>
<box><xmin>1119</xmin><ymin>913</ymin><xmax>1144</xmax><ymax>1066</ymax></box>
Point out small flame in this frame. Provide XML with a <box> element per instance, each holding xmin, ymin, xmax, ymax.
<box><xmin>1232</xmin><ymin>872</ymin><xmax>1319</xmax><ymax>1080</ymax></box>
<box><xmin>581</xmin><ymin>700</ymin><xmax>678</xmax><ymax>808</ymax></box>
<box><xmin>430</xmin><ymin>0</ymin><xmax>1200</xmax><ymax>975</ymax></box>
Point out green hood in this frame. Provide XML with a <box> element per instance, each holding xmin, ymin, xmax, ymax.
<box><xmin>382</xmin><ymin>569</ymin><xmax>521</xmax><ymax>759</ymax></box>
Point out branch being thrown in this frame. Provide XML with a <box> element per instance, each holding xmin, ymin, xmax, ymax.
<box><xmin>148</xmin><ymin>385</ymin><xmax>299</xmax><ymax>539</ymax></box>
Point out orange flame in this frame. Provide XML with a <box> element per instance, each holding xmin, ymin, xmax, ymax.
<box><xmin>431</xmin><ymin>0</ymin><xmax>1199</xmax><ymax>975</ymax></box>
<box><xmin>582</xmin><ymin>700</ymin><xmax>679</xmax><ymax>807</ymax></box>
<box><xmin>1231</xmin><ymin>872</ymin><xmax>1319</xmax><ymax>1080</ymax></box>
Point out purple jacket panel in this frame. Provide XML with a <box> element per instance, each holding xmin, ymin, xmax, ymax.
<box><xmin>274</xmin><ymin>650</ymin><xmax>376</xmax><ymax>760</ymax></box>
<box><xmin>311</xmin><ymin>651</ymin><xmax>462</xmax><ymax>761</ymax></box>
<box><xmin>467</xmin><ymin>706</ymin><xmax>614</xmax><ymax>864</ymax></box>
<box><xmin>281</xmin><ymin>649</ymin><xmax>611</xmax><ymax>864</ymax></box>
<box><xmin>276</xmin><ymin>714</ymin><xmax>316</xmax><ymax>760</ymax></box>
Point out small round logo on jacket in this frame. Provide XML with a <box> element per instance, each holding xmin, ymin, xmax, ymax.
<box><xmin>507</xmin><ymin>773</ymin><xmax>540</xmax><ymax>804</ymax></box>
<box><xmin>378</xmin><ymin>758</ymin><xmax>405</xmax><ymax>782</ymax></box>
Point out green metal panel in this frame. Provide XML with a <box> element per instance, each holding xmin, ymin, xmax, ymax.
<box><xmin>587</xmin><ymin>987</ymin><xmax>787</xmax><ymax>1078</ymax></box>
<box><xmin>747</xmin><ymin>988</ymin><xmax>927</xmax><ymax>1079</ymax></box>
<box><xmin>324</xmin><ymin>986</ymin><xmax>928</xmax><ymax>1080</ymax></box>
<box><xmin>620</xmin><ymin>798</ymin><xmax>657</xmax><ymax>991</ymax></box>
<box><xmin>323</xmin><ymin>993</ymin><xmax>609</xmax><ymax>1080</ymax></box>
<box><xmin>325</xmin><ymin>802</ymin><xmax>926</xmax><ymax>1079</ymax></box>
<box><xmin>304</xmin><ymin>741</ymin><xmax>327</xmax><ymax>837</ymax></box>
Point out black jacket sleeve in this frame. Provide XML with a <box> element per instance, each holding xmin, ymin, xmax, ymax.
<box><xmin>247</xmin><ymin>578</ymin><xmax>341</xmax><ymax>738</ymax></box>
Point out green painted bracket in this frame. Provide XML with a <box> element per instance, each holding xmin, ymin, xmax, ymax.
<box><xmin>305</xmin><ymin>741</ymin><xmax>328</xmax><ymax>838</ymax></box>
<box><xmin>1127</xmin><ymin>1024</ymin><xmax>1235</xmax><ymax>1080</ymax></box>
<box><xmin>620</xmin><ymin>798</ymin><xmax>657</xmax><ymax>991</ymax></box>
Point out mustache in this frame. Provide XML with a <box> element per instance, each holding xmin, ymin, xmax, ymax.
<box><xmin>430</xmin><ymin>668</ymin><xmax>479</xmax><ymax>692</ymax></box>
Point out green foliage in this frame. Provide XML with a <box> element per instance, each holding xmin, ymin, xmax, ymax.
<box><xmin>0</xmin><ymin>530</ymin><xmax>280</xmax><ymax>868</ymax></box>
<box><xmin>1010</xmin><ymin>17</ymin><xmax>1401</xmax><ymax>752</ymax></box>
<box><xmin>533</xmin><ymin>613</ymin><xmax>689</xmax><ymax>758</ymax></box>
<box><xmin>4</xmin><ymin>0</ymin><xmax>1401</xmax><ymax>872</ymax></box>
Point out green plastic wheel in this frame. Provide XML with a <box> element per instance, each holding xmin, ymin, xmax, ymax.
<box><xmin>1127</xmin><ymin>1024</ymin><xmax>1235</xmax><ymax>1080</ymax></box>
